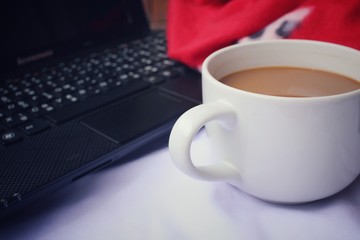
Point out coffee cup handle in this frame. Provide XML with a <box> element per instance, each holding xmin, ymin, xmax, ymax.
<box><xmin>169</xmin><ymin>101</ymin><xmax>240</xmax><ymax>181</ymax></box>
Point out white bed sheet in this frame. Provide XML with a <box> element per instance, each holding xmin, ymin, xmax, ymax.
<box><xmin>1</xmin><ymin>131</ymin><xmax>359</xmax><ymax>240</ymax></box>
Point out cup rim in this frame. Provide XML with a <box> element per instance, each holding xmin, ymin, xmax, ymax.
<box><xmin>202</xmin><ymin>40</ymin><xmax>360</xmax><ymax>102</ymax></box>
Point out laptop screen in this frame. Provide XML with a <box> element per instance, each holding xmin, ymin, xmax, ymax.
<box><xmin>0</xmin><ymin>0</ymin><xmax>149</xmax><ymax>74</ymax></box>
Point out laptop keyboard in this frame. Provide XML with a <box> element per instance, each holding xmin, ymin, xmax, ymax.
<box><xmin>0</xmin><ymin>31</ymin><xmax>186</xmax><ymax>146</ymax></box>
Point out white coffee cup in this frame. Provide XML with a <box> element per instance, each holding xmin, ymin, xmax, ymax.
<box><xmin>169</xmin><ymin>40</ymin><xmax>360</xmax><ymax>203</ymax></box>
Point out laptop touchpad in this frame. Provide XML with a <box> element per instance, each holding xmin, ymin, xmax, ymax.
<box><xmin>81</xmin><ymin>90</ymin><xmax>197</xmax><ymax>145</ymax></box>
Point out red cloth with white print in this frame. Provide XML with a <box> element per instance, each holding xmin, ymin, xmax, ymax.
<box><xmin>166</xmin><ymin>0</ymin><xmax>360</xmax><ymax>69</ymax></box>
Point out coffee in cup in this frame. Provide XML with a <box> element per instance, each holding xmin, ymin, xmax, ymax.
<box><xmin>220</xmin><ymin>66</ymin><xmax>360</xmax><ymax>97</ymax></box>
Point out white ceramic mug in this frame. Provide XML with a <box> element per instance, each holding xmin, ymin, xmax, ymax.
<box><xmin>169</xmin><ymin>40</ymin><xmax>360</xmax><ymax>203</ymax></box>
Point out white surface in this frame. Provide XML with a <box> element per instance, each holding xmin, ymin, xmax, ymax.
<box><xmin>1</xmin><ymin>131</ymin><xmax>360</xmax><ymax>240</ymax></box>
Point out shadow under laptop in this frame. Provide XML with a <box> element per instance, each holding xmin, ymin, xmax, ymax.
<box><xmin>0</xmin><ymin>133</ymin><xmax>170</xmax><ymax>234</ymax></box>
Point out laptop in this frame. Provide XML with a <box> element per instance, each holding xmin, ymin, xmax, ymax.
<box><xmin>0</xmin><ymin>0</ymin><xmax>201</xmax><ymax>218</ymax></box>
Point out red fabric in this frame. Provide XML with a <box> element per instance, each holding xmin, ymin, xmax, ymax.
<box><xmin>167</xmin><ymin>0</ymin><xmax>360</xmax><ymax>69</ymax></box>
<box><xmin>291</xmin><ymin>0</ymin><xmax>360</xmax><ymax>49</ymax></box>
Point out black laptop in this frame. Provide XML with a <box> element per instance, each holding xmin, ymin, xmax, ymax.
<box><xmin>0</xmin><ymin>0</ymin><xmax>201</xmax><ymax>218</ymax></box>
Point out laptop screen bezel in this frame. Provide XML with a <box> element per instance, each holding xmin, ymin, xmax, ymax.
<box><xmin>0</xmin><ymin>0</ymin><xmax>150</xmax><ymax>76</ymax></box>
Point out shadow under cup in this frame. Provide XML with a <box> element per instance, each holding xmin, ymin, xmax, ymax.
<box><xmin>170</xmin><ymin>40</ymin><xmax>360</xmax><ymax>204</ymax></box>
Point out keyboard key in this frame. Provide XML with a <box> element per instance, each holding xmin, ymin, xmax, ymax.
<box><xmin>0</xmin><ymin>130</ymin><xmax>22</xmax><ymax>146</ymax></box>
<box><xmin>2</xmin><ymin>103</ymin><xmax>21</xmax><ymax>115</ymax></box>
<box><xmin>28</xmin><ymin>102</ymin><xmax>55</xmax><ymax>117</ymax></box>
<box><xmin>28</xmin><ymin>106</ymin><xmax>42</xmax><ymax>117</ymax></box>
<box><xmin>161</xmin><ymin>70</ymin><xmax>179</xmax><ymax>79</ymax></box>
<box><xmin>52</xmin><ymin>96</ymin><xmax>72</xmax><ymax>108</ymax></box>
<box><xmin>0</xmin><ymin>96</ymin><xmax>12</xmax><ymax>105</ymax></box>
<box><xmin>16</xmin><ymin>100</ymin><xmax>30</xmax><ymax>110</ymax></box>
<box><xmin>1</xmin><ymin>112</ymin><xmax>30</xmax><ymax>127</ymax></box>
<box><xmin>19</xmin><ymin>120</ymin><xmax>50</xmax><ymax>135</ymax></box>
<box><xmin>146</xmin><ymin>75</ymin><xmax>164</xmax><ymax>84</ymax></box>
